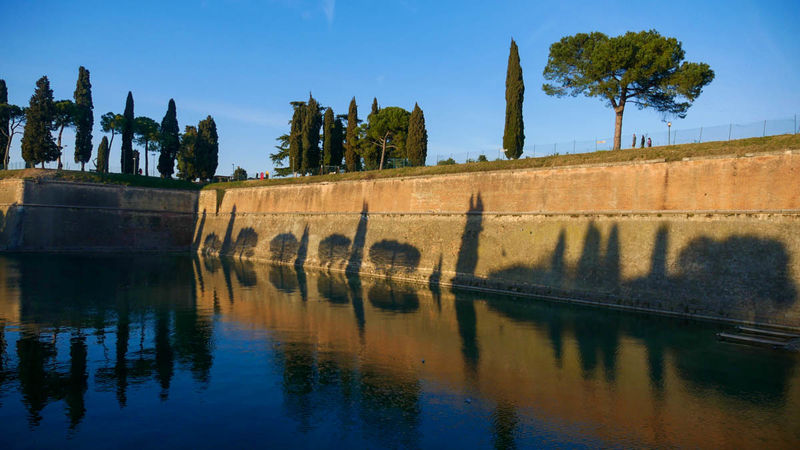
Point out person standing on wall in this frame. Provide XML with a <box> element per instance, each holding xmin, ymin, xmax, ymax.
<box><xmin>632</xmin><ymin>133</ymin><xmax>636</xmax><ymax>149</ymax></box>
<box><xmin>647</xmin><ymin>137</ymin><xmax>652</xmax><ymax>147</ymax></box>
<box><xmin>640</xmin><ymin>135</ymin><xmax>645</xmax><ymax>148</ymax></box>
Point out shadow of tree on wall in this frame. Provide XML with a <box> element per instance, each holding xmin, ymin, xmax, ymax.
<box><xmin>231</xmin><ymin>228</ymin><xmax>259</xmax><ymax>260</ymax></box>
<box><xmin>346</xmin><ymin>202</ymin><xmax>369</xmax><ymax>274</ymax></box>
<box><xmin>318</xmin><ymin>234</ymin><xmax>352</xmax><ymax>270</ymax></box>
<box><xmin>475</xmin><ymin>218</ymin><xmax>798</xmax><ymax>321</ymax></box>
<box><xmin>368</xmin><ymin>240</ymin><xmax>421</xmax><ymax>276</ymax></box>
<box><xmin>270</xmin><ymin>233</ymin><xmax>300</xmax><ymax>263</ymax></box>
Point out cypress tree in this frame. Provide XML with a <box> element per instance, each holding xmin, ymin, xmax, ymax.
<box><xmin>371</xmin><ymin>97</ymin><xmax>379</xmax><ymax>116</ymax></box>
<box><xmin>73</xmin><ymin>66</ymin><xmax>93</xmax><ymax>171</ymax></box>
<box><xmin>21</xmin><ymin>76</ymin><xmax>58</xmax><ymax>168</ymax></box>
<box><xmin>177</xmin><ymin>125</ymin><xmax>198</xmax><ymax>181</ymax></box>
<box><xmin>96</xmin><ymin>136</ymin><xmax>109</xmax><ymax>173</ymax></box>
<box><xmin>503</xmin><ymin>38</ymin><xmax>525</xmax><ymax>159</ymax></box>
<box><xmin>288</xmin><ymin>102</ymin><xmax>304</xmax><ymax>175</ymax></box>
<box><xmin>121</xmin><ymin>91</ymin><xmax>135</xmax><ymax>173</ymax></box>
<box><xmin>332</xmin><ymin>115</ymin><xmax>344</xmax><ymax>168</ymax></box>
<box><xmin>344</xmin><ymin>97</ymin><xmax>359</xmax><ymax>172</ymax></box>
<box><xmin>322</xmin><ymin>107</ymin><xmax>335</xmax><ymax>169</ymax></box>
<box><xmin>300</xmin><ymin>94</ymin><xmax>321</xmax><ymax>174</ymax></box>
<box><xmin>0</xmin><ymin>80</ymin><xmax>8</xmax><ymax>168</ymax></box>
<box><xmin>158</xmin><ymin>99</ymin><xmax>179</xmax><ymax>178</ymax></box>
<box><xmin>197</xmin><ymin>116</ymin><xmax>219</xmax><ymax>181</ymax></box>
<box><xmin>406</xmin><ymin>103</ymin><xmax>428</xmax><ymax>166</ymax></box>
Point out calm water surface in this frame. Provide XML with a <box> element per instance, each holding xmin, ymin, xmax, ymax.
<box><xmin>0</xmin><ymin>254</ymin><xmax>798</xmax><ymax>449</ymax></box>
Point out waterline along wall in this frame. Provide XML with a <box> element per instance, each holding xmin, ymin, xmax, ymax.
<box><xmin>195</xmin><ymin>151</ymin><xmax>800</xmax><ymax>328</ymax></box>
<box><xmin>0</xmin><ymin>179</ymin><xmax>197</xmax><ymax>251</ymax></box>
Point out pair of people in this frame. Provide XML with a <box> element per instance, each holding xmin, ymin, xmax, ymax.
<box><xmin>632</xmin><ymin>134</ymin><xmax>652</xmax><ymax>148</ymax></box>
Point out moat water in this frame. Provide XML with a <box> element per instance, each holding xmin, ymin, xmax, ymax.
<box><xmin>0</xmin><ymin>254</ymin><xmax>797</xmax><ymax>448</ymax></box>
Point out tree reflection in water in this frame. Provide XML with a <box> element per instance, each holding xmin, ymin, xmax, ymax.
<box><xmin>0</xmin><ymin>253</ymin><xmax>796</xmax><ymax>448</ymax></box>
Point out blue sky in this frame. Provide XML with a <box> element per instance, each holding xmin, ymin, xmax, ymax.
<box><xmin>2</xmin><ymin>0</ymin><xmax>798</xmax><ymax>175</ymax></box>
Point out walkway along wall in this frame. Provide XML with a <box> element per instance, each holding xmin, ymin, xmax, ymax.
<box><xmin>0</xmin><ymin>178</ymin><xmax>198</xmax><ymax>252</ymax></box>
<box><xmin>195</xmin><ymin>151</ymin><xmax>800</xmax><ymax>328</ymax></box>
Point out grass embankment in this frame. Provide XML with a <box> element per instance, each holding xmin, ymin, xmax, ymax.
<box><xmin>204</xmin><ymin>134</ymin><xmax>800</xmax><ymax>192</ymax></box>
<box><xmin>0</xmin><ymin>169</ymin><xmax>200</xmax><ymax>190</ymax></box>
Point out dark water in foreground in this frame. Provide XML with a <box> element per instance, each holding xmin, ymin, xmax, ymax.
<box><xmin>0</xmin><ymin>254</ymin><xmax>797</xmax><ymax>449</ymax></box>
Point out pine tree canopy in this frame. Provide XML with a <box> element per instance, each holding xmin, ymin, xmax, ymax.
<box><xmin>366</xmin><ymin>106</ymin><xmax>410</xmax><ymax>169</ymax></box>
<box><xmin>406</xmin><ymin>103</ymin><xmax>428</xmax><ymax>166</ymax></box>
<box><xmin>21</xmin><ymin>76</ymin><xmax>59</xmax><ymax>166</ymax></box>
<box><xmin>503</xmin><ymin>39</ymin><xmax>525</xmax><ymax>159</ymax></box>
<box><xmin>543</xmin><ymin>29</ymin><xmax>714</xmax><ymax>150</ymax></box>
<box><xmin>73</xmin><ymin>66</ymin><xmax>94</xmax><ymax>169</ymax></box>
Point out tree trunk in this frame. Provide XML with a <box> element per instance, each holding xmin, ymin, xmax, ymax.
<box><xmin>378</xmin><ymin>132</ymin><xmax>389</xmax><ymax>170</ymax></box>
<box><xmin>57</xmin><ymin>125</ymin><xmax>64</xmax><ymax>169</ymax></box>
<box><xmin>3</xmin><ymin>141</ymin><xmax>10</xmax><ymax>170</ymax></box>
<box><xmin>81</xmin><ymin>161</ymin><xmax>85</xmax><ymax>172</ymax></box>
<box><xmin>144</xmin><ymin>141</ymin><xmax>149</xmax><ymax>177</ymax></box>
<box><xmin>613</xmin><ymin>108</ymin><xmax>624</xmax><ymax>150</ymax></box>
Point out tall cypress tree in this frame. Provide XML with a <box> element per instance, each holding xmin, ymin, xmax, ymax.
<box><xmin>406</xmin><ymin>103</ymin><xmax>428</xmax><ymax>166</ymax></box>
<box><xmin>322</xmin><ymin>107</ymin><xmax>335</xmax><ymax>170</ymax></box>
<box><xmin>158</xmin><ymin>99</ymin><xmax>179</xmax><ymax>178</ymax></box>
<box><xmin>21</xmin><ymin>76</ymin><xmax>58</xmax><ymax>168</ymax></box>
<box><xmin>344</xmin><ymin>97</ymin><xmax>359</xmax><ymax>172</ymax></box>
<box><xmin>503</xmin><ymin>39</ymin><xmax>525</xmax><ymax>159</ymax></box>
<box><xmin>73</xmin><ymin>66</ymin><xmax>93</xmax><ymax>171</ymax></box>
<box><xmin>177</xmin><ymin>125</ymin><xmax>198</xmax><ymax>181</ymax></box>
<box><xmin>197</xmin><ymin>116</ymin><xmax>218</xmax><ymax>181</ymax></box>
<box><xmin>332</xmin><ymin>115</ymin><xmax>344</xmax><ymax>168</ymax></box>
<box><xmin>288</xmin><ymin>101</ymin><xmax>305</xmax><ymax>175</ymax></box>
<box><xmin>365</xmin><ymin>97</ymin><xmax>382</xmax><ymax>169</ymax></box>
<box><xmin>0</xmin><ymin>80</ymin><xmax>8</xmax><ymax>168</ymax></box>
<box><xmin>121</xmin><ymin>92</ymin><xmax>135</xmax><ymax>173</ymax></box>
<box><xmin>300</xmin><ymin>94</ymin><xmax>321</xmax><ymax>175</ymax></box>
<box><xmin>96</xmin><ymin>136</ymin><xmax>109</xmax><ymax>173</ymax></box>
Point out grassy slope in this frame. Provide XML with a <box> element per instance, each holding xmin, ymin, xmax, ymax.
<box><xmin>0</xmin><ymin>169</ymin><xmax>200</xmax><ymax>190</ymax></box>
<box><xmin>204</xmin><ymin>134</ymin><xmax>800</xmax><ymax>192</ymax></box>
<box><xmin>2</xmin><ymin>134</ymin><xmax>796</xmax><ymax>192</ymax></box>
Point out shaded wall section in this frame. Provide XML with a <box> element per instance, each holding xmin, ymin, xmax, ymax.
<box><xmin>196</xmin><ymin>151</ymin><xmax>800</xmax><ymax>327</ymax></box>
<box><xmin>0</xmin><ymin>179</ymin><xmax>198</xmax><ymax>252</ymax></box>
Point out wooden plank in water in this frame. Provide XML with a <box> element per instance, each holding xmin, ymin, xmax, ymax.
<box><xmin>717</xmin><ymin>332</ymin><xmax>787</xmax><ymax>349</ymax></box>
<box><xmin>736</xmin><ymin>326</ymin><xmax>800</xmax><ymax>340</ymax></box>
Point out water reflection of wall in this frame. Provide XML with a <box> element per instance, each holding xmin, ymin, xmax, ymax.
<box><xmin>193</xmin><ymin>257</ymin><xmax>800</xmax><ymax>448</ymax></box>
<box><xmin>1</xmin><ymin>254</ymin><xmax>798</xmax><ymax>447</ymax></box>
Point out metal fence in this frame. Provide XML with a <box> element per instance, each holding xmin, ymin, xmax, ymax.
<box><xmin>433</xmin><ymin>114</ymin><xmax>800</xmax><ymax>164</ymax></box>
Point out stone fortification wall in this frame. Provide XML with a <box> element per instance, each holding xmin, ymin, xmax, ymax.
<box><xmin>0</xmin><ymin>179</ymin><xmax>198</xmax><ymax>252</ymax></box>
<box><xmin>196</xmin><ymin>151</ymin><xmax>800</xmax><ymax>327</ymax></box>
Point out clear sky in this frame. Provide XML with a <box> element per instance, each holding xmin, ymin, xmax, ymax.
<box><xmin>2</xmin><ymin>0</ymin><xmax>798</xmax><ymax>175</ymax></box>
